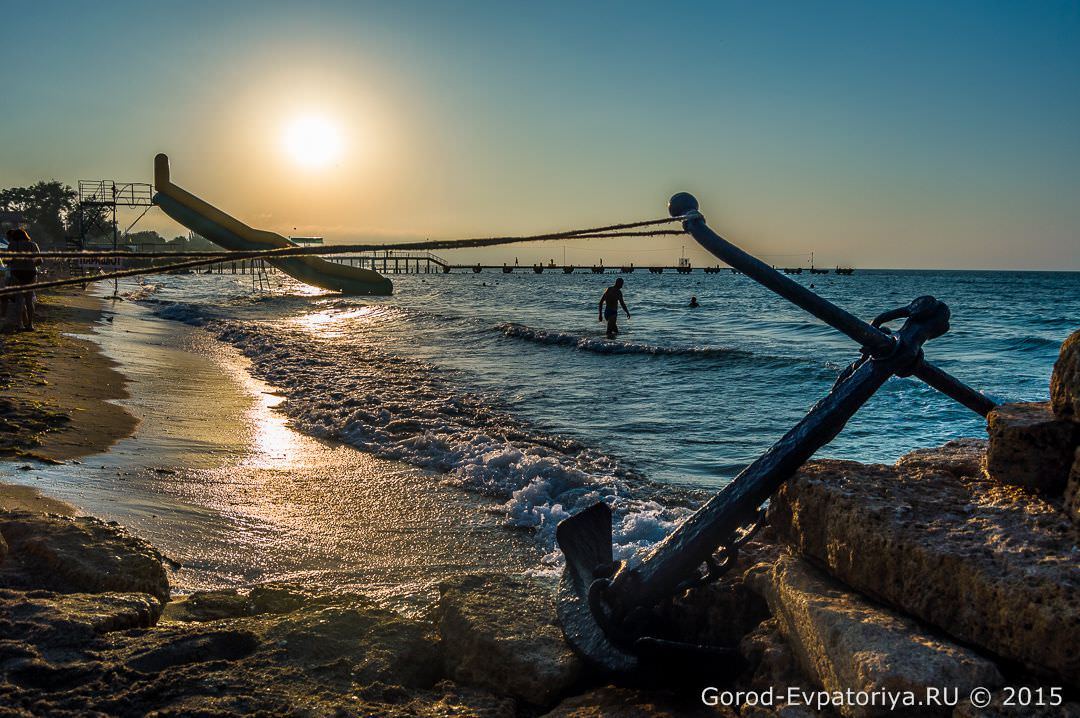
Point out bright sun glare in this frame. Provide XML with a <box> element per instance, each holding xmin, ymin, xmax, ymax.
<box><xmin>282</xmin><ymin>115</ymin><xmax>344</xmax><ymax>169</ymax></box>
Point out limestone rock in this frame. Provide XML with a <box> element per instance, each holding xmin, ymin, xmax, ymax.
<box><xmin>985</xmin><ymin>402</ymin><xmax>1076</xmax><ymax>494</ymax></box>
<box><xmin>542</xmin><ymin>685</ymin><xmax>728</xmax><ymax>717</ymax></box>
<box><xmin>437</xmin><ymin>572</ymin><xmax>582</xmax><ymax>707</ymax></box>
<box><xmin>265</xmin><ymin>601</ymin><xmax>442</xmax><ymax>688</ymax></box>
<box><xmin>1051</xmin><ymin>329</ymin><xmax>1080</xmax><ymax>420</ymax></box>
<box><xmin>740</xmin><ymin>618</ymin><xmax>802</xmax><ymax>689</ymax></box>
<box><xmin>0</xmin><ymin>510</ymin><xmax>169</xmax><ymax>601</ymax></box>
<box><xmin>249</xmin><ymin>582</ymin><xmax>308</xmax><ymax>614</ymax></box>
<box><xmin>768</xmin><ymin>458</ymin><xmax>1080</xmax><ymax>685</ymax></box>
<box><xmin>746</xmin><ymin>554</ymin><xmax>1002</xmax><ymax>717</ymax></box>
<box><xmin>0</xmin><ymin>587</ymin><xmax>162</xmax><ymax>650</ymax></box>
<box><xmin>161</xmin><ymin>589</ymin><xmax>250</xmax><ymax>622</ymax></box>
<box><xmin>896</xmin><ymin>438</ymin><xmax>987</xmax><ymax>478</ymax></box>
<box><xmin>1065</xmin><ymin>448</ymin><xmax>1080</xmax><ymax>526</ymax></box>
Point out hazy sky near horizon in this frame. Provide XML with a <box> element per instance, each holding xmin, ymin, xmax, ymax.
<box><xmin>2</xmin><ymin>1</ymin><xmax>1078</xmax><ymax>269</ymax></box>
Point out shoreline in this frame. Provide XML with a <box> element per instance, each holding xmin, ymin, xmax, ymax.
<box><xmin>1</xmin><ymin>286</ymin><xmax>542</xmax><ymax>611</ymax></box>
<box><xmin>0</xmin><ymin>285</ymin><xmax>1076</xmax><ymax>715</ymax></box>
<box><xmin>0</xmin><ymin>288</ymin><xmax>137</xmax><ymax>463</ymax></box>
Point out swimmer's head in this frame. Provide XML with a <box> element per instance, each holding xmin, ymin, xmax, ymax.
<box><xmin>614</xmin><ymin>278</ymin><xmax>624</xmax><ymax>288</ymax></box>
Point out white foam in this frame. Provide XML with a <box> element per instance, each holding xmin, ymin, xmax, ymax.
<box><xmin>145</xmin><ymin>301</ymin><xmax>692</xmax><ymax>566</ymax></box>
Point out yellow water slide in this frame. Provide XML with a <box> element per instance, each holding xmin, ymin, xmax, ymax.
<box><xmin>152</xmin><ymin>154</ymin><xmax>392</xmax><ymax>295</ymax></box>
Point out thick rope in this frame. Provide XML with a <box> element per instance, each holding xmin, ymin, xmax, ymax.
<box><xmin>0</xmin><ymin>216</ymin><xmax>685</xmax><ymax>261</ymax></box>
<box><xmin>0</xmin><ymin>230</ymin><xmax>685</xmax><ymax>260</ymax></box>
<box><xmin>0</xmin><ymin>218</ymin><xmax>688</xmax><ymax>297</ymax></box>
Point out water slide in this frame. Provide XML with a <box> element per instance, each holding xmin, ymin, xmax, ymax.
<box><xmin>152</xmin><ymin>154</ymin><xmax>393</xmax><ymax>295</ymax></box>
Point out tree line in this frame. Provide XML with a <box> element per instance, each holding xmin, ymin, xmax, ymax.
<box><xmin>0</xmin><ymin>180</ymin><xmax>209</xmax><ymax>249</ymax></box>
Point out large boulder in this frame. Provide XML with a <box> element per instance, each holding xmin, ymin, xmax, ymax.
<box><xmin>985</xmin><ymin>403</ymin><xmax>1076</xmax><ymax>494</ymax></box>
<box><xmin>436</xmin><ymin>573</ymin><xmax>582</xmax><ymax>707</ymax></box>
<box><xmin>767</xmin><ymin>458</ymin><xmax>1080</xmax><ymax>686</ymax></box>
<box><xmin>0</xmin><ymin>511</ymin><xmax>169</xmax><ymax>602</ymax></box>
<box><xmin>1051</xmin><ymin>329</ymin><xmax>1080</xmax><ymax>420</ymax></box>
<box><xmin>746</xmin><ymin>554</ymin><xmax>1002</xmax><ymax>717</ymax></box>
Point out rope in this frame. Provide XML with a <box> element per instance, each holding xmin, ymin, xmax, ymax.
<box><xmin>0</xmin><ymin>216</ymin><xmax>685</xmax><ymax>260</ymax></box>
<box><xmin>0</xmin><ymin>230</ymin><xmax>685</xmax><ymax>260</ymax></box>
<box><xmin>0</xmin><ymin>217</ymin><xmax>688</xmax><ymax>297</ymax></box>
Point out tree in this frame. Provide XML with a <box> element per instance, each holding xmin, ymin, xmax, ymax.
<box><xmin>0</xmin><ymin>181</ymin><xmax>78</xmax><ymax>246</ymax></box>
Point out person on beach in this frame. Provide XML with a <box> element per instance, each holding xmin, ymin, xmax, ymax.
<box><xmin>688</xmin><ymin>296</ymin><xmax>700</xmax><ymax>308</ymax></box>
<box><xmin>598</xmin><ymin>277</ymin><xmax>630</xmax><ymax>338</ymax></box>
<box><xmin>0</xmin><ymin>252</ymin><xmax>8</xmax><ymax>325</ymax></box>
<box><xmin>5</xmin><ymin>229</ymin><xmax>42</xmax><ymax>332</ymax></box>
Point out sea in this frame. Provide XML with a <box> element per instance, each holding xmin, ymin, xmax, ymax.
<box><xmin>135</xmin><ymin>267</ymin><xmax>1079</xmax><ymax>563</ymax></box>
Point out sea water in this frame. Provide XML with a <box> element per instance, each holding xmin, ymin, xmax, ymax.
<box><xmin>136</xmin><ymin>268</ymin><xmax>1080</xmax><ymax>562</ymax></box>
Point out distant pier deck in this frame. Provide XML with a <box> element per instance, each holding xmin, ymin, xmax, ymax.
<box><xmin>187</xmin><ymin>250</ymin><xmax>852</xmax><ymax>276</ymax></box>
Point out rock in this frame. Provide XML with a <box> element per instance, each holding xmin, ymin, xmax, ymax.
<box><xmin>1066</xmin><ymin>448</ymin><xmax>1080</xmax><ymax>526</ymax></box>
<box><xmin>162</xmin><ymin>589</ymin><xmax>249</xmax><ymax>622</ymax></box>
<box><xmin>1051</xmin><ymin>329</ymin><xmax>1080</xmax><ymax>420</ymax></box>
<box><xmin>768</xmin><ymin>458</ymin><xmax>1080</xmax><ymax>686</ymax></box>
<box><xmin>437</xmin><ymin>573</ymin><xmax>582</xmax><ymax>707</ymax></box>
<box><xmin>985</xmin><ymin>403</ymin><xmax>1077</xmax><ymax>494</ymax></box>
<box><xmin>0</xmin><ymin>587</ymin><xmax>162</xmax><ymax>650</ymax></box>
<box><xmin>126</xmin><ymin>628</ymin><xmax>259</xmax><ymax>673</ymax></box>
<box><xmin>745</xmin><ymin>554</ymin><xmax>1002</xmax><ymax>717</ymax></box>
<box><xmin>740</xmin><ymin>619</ymin><xmax>804</xmax><ymax>691</ymax></box>
<box><xmin>896</xmin><ymin>438</ymin><xmax>987</xmax><ymax>478</ymax></box>
<box><xmin>249</xmin><ymin>582</ymin><xmax>307</xmax><ymax>614</ymax></box>
<box><xmin>0</xmin><ymin>531</ymin><xmax>7</xmax><ymax>566</ymax></box>
<box><xmin>0</xmin><ymin>510</ymin><xmax>169</xmax><ymax>601</ymax></box>
<box><xmin>265</xmin><ymin>601</ymin><xmax>442</xmax><ymax>688</ymax></box>
<box><xmin>543</xmin><ymin>685</ymin><xmax>728</xmax><ymax>717</ymax></box>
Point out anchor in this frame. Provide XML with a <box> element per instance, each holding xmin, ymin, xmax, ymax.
<box><xmin>555</xmin><ymin>192</ymin><xmax>998</xmax><ymax>673</ymax></box>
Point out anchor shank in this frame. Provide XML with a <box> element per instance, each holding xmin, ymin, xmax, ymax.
<box><xmin>606</xmin><ymin>305</ymin><xmax>945</xmax><ymax>619</ymax></box>
<box><xmin>607</xmin><ymin>349</ymin><xmax>894</xmax><ymax>615</ymax></box>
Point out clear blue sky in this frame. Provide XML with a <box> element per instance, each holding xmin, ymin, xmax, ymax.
<box><xmin>2</xmin><ymin>1</ymin><xmax>1078</xmax><ymax>269</ymax></box>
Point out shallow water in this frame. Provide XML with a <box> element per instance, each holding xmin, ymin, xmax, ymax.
<box><xmin>131</xmin><ymin>267</ymin><xmax>1080</xmax><ymax>563</ymax></box>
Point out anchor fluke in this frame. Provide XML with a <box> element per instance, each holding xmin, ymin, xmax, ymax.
<box><xmin>555</xmin><ymin>502</ymin><xmax>638</xmax><ymax>673</ymax></box>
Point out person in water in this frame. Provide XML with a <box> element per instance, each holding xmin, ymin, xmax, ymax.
<box><xmin>598</xmin><ymin>277</ymin><xmax>630</xmax><ymax>338</ymax></box>
<box><xmin>688</xmin><ymin>296</ymin><xmax>700</xmax><ymax>308</ymax></box>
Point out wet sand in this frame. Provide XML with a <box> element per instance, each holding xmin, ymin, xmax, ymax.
<box><xmin>2</xmin><ymin>291</ymin><xmax>540</xmax><ymax>614</ymax></box>
<box><xmin>0</xmin><ymin>289</ymin><xmax>137</xmax><ymax>461</ymax></box>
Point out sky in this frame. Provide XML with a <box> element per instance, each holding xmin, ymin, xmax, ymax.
<box><xmin>1</xmin><ymin>0</ymin><xmax>1078</xmax><ymax>270</ymax></box>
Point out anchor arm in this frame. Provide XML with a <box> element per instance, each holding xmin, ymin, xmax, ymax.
<box><xmin>669</xmin><ymin>193</ymin><xmax>995</xmax><ymax>417</ymax></box>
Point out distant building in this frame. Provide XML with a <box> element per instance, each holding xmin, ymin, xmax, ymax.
<box><xmin>290</xmin><ymin>236</ymin><xmax>324</xmax><ymax>246</ymax></box>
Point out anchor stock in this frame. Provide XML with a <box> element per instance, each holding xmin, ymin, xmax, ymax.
<box><xmin>554</xmin><ymin>193</ymin><xmax>997</xmax><ymax>674</ymax></box>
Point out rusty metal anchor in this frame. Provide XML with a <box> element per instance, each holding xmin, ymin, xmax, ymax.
<box><xmin>555</xmin><ymin>193</ymin><xmax>997</xmax><ymax>673</ymax></box>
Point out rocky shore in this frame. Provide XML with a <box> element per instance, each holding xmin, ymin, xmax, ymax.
<box><xmin>0</xmin><ymin>331</ymin><xmax>1077</xmax><ymax>716</ymax></box>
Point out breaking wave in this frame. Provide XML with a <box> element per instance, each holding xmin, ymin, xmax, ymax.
<box><xmin>497</xmin><ymin>322</ymin><xmax>754</xmax><ymax>358</ymax></box>
<box><xmin>145</xmin><ymin>300</ymin><xmax>695</xmax><ymax>567</ymax></box>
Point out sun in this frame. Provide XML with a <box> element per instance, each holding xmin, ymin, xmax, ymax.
<box><xmin>282</xmin><ymin>115</ymin><xmax>344</xmax><ymax>169</ymax></box>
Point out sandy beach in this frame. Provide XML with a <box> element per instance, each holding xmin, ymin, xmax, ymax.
<box><xmin>0</xmin><ymin>289</ymin><xmax>136</xmax><ymax>463</ymax></box>
<box><xmin>1</xmin><ymin>288</ymin><xmax>542</xmax><ymax>612</ymax></box>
